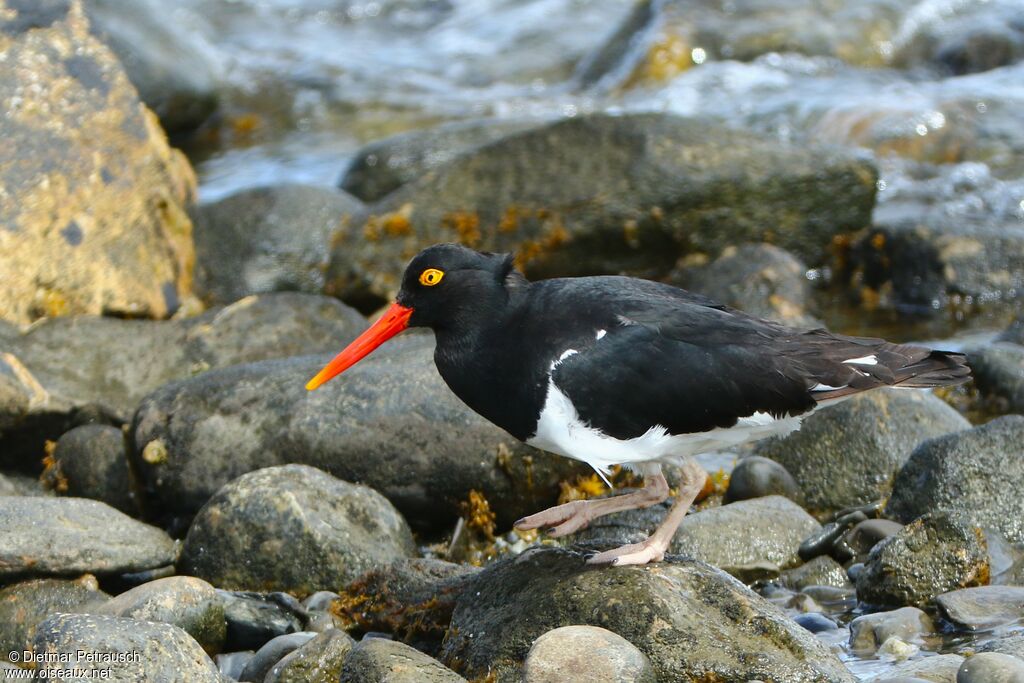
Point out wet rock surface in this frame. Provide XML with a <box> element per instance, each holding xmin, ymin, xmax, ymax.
<box><xmin>0</xmin><ymin>0</ymin><xmax>196</xmax><ymax>326</ymax></box>
<box><xmin>192</xmin><ymin>185</ymin><xmax>364</xmax><ymax>306</ymax></box>
<box><xmin>94</xmin><ymin>576</ymin><xmax>225</xmax><ymax>654</ymax></box>
<box><xmin>219</xmin><ymin>590</ymin><xmax>304</xmax><ymax>652</ymax></box>
<box><xmin>523</xmin><ymin>625</ymin><xmax>657</xmax><ymax>683</ymax></box>
<box><xmin>0</xmin><ymin>577</ymin><xmax>110</xmax><ymax>657</ymax></box>
<box><xmin>44</xmin><ymin>424</ymin><xmax>137</xmax><ymax>514</ymax></box>
<box><xmin>132</xmin><ymin>334</ymin><xmax>584</xmax><ymax>529</ymax></box>
<box><xmin>936</xmin><ymin>586</ymin><xmax>1024</xmax><ymax>630</ymax></box>
<box><xmin>0</xmin><ymin>497</ymin><xmax>177</xmax><ymax>579</ymax></box>
<box><xmin>239</xmin><ymin>631</ymin><xmax>317</xmax><ymax>682</ymax></box>
<box><xmin>326</xmin><ymin>113</ymin><xmax>876</xmax><ymax>308</ymax></box>
<box><xmin>180</xmin><ymin>465</ymin><xmax>416</xmax><ymax>594</ymax></box>
<box><xmin>441</xmin><ymin>546</ymin><xmax>854</xmax><ymax>682</ymax></box>
<box><xmin>855</xmin><ymin>512</ymin><xmax>989</xmax><ymax>609</ymax></box>
<box><xmin>0</xmin><ymin>292</ymin><xmax>367</xmax><ymax>465</ymax></box>
<box><xmin>32</xmin><ymin>612</ymin><xmax>222</xmax><ymax>681</ymax></box>
<box><xmin>756</xmin><ymin>389</ymin><xmax>969</xmax><ymax>515</ymax></box>
<box><xmin>957</xmin><ymin>652</ymin><xmax>1024</xmax><ymax>683</ymax></box>
<box><xmin>671</xmin><ymin>243</ymin><xmax>819</xmax><ymax>328</ymax></box>
<box><xmin>849</xmin><ymin>607</ymin><xmax>936</xmax><ymax>654</ymax></box>
<box><xmin>884</xmin><ymin>654</ymin><xmax>966</xmax><ymax>683</ymax></box>
<box><xmin>779</xmin><ymin>556</ymin><xmax>852</xmax><ymax>591</ymax></box>
<box><xmin>887</xmin><ymin>416</ymin><xmax>1024</xmax><ymax>543</ymax></box>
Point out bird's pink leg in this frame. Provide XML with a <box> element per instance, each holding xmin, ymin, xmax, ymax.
<box><xmin>514</xmin><ymin>469</ymin><xmax>670</xmax><ymax>538</ymax></box>
<box><xmin>586</xmin><ymin>457</ymin><xmax>707</xmax><ymax>566</ymax></box>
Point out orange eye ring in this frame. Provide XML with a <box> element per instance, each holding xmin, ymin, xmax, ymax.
<box><xmin>419</xmin><ymin>268</ymin><xmax>444</xmax><ymax>286</ymax></box>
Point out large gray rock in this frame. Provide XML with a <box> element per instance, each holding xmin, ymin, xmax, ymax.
<box><xmin>937</xmin><ymin>586</ymin><xmax>1024</xmax><ymax>630</ymax></box>
<box><xmin>192</xmin><ymin>185</ymin><xmax>364</xmax><ymax>307</ymax></box>
<box><xmin>180</xmin><ymin>465</ymin><xmax>416</xmax><ymax>595</ymax></box>
<box><xmin>325</xmin><ymin>113</ymin><xmax>876</xmax><ymax>309</ymax></box>
<box><xmin>0</xmin><ymin>497</ymin><xmax>176</xmax><ymax>579</ymax></box>
<box><xmin>887</xmin><ymin>416</ymin><xmax>1024</xmax><ymax>543</ymax></box>
<box><xmin>576</xmin><ymin>495</ymin><xmax>821</xmax><ymax>580</ymax></box>
<box><xmin>523</xmin><ymin>625</ymin><xmax>657</xmax><ymax>683</ymax></box>
<box><xmin>440</xmin><ymin>547</ymin><xmax>854</xmax><ymax>682</ymax></box>
<box><xmin>131</xmin><ymin>334</ymin><xmax>584</xmax><ymax>530</ymax></box>
<box><xmin>855</xmin><ymin>512</ymin><xmax>989</xmax><ymax>609</ymax></box>
<box><xmin>958</xmin><ymin>652</ymin><xmax>1024</xmax><ymax>683</ymax></box>
<box><xmin>0</xmin><ymin>578</ymin><xmax>110</xmax><ymax>656</ymax></box>
<box><xmin>94</xmin><ymin>576</ymin><xmax>225</xmax><ymax>654</ymax></box>
<box><xmin>339</xmin><ymin>118</ymin><xmax>546</xmax><ymax>202</ymax></box>
<box><xmin>965</xmin><ymin>342</ymin><xmax>1024</xmax><ymax>416</ymax></box>
<box><xmin>341</xmin><ymin>638</ymin><xmax>467</xmax><ymax>683</ymax></box>
<box><xmin>0</xmin><ymin>0</ymin><xmax>196</xmax><ymax>326</ymax></box>
<box><xmin>83</xmin><ymin>0</ymin><xmax>220</xmax><ymax>131</ymax></box>
<box><xmin>671</xmin><ymin>243</ymin><xmax>818</xmax><ymax>328</ymax></box>
<box><xmin>32</xmin><ymin>613</ymin><xmax>221</xmax><ymax>681</ymax></box>
<box><xmin>44</xmin><ymin>424</ymin><xmax>137</xmax><ymax>514</ymax></box>
<box><xmin>0</xmin><ymin>292</ymin><xmax>367</xmax><ymax>465</ymax></box>
<box><xmin>756</xmin><ymin>389</ymin><xmax>970</xmax><ymax>515</ymax></box>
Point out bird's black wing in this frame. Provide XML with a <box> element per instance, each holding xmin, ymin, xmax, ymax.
<box><xmin>549</xmin><ymin>292</ymin><xmax>968</xmax><ymax>440</ymax></box>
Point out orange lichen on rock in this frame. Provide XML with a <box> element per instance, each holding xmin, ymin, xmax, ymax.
<box><xmin>442</xmin><ymin>211</ymin><xmax>482</xmax><ymax>247</ymax></box>
<box><xmin>363</xmin><ymin>203</ymin><xmax>414</xmax><ymax>241</ymax></box>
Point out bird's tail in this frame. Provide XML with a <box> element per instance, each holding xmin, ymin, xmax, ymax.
<box><xmin>889</xmin><ymin>349</ymin><xmax>971</xmax><ymax>389</ymax></box>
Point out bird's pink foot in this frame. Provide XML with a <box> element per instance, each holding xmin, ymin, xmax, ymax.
<box><xmin>514</xmin><ymin>500</ymin><xmax>593</xmax><ymax>538</ymax></box>
<box><xmin>585</xmin><ymin>537</ymin><xmax>669</xmax><ymax>566</ymax></box>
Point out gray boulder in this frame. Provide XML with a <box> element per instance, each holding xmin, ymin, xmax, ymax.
<box><xmin>958</xmin><ymin>652</ymin><xmax>1024</xmax><ymax>683</ymax></box>
<box><xmin>524</xmin><ymin>625</ymin><xmax>656</xmax><ymax>683</ymax></box>
<box><xmin>937</xmin><ymin>586</ymin><xmax>1024</xmax><ymax>630</ymax></box>
<box><xmin>265</xmin><ymin>629</ymin><xmax>355</xmax><ymax>683</ymax></box>
<box><xmin>94</xmin><ymin>576</ymin><xmax>225</xmax><ymax>654</ymax></box>
<box><xmin>0</xmin><ymin>578</ymin><xmax>110</xmax><ymax>656</ymax></box>
<box><xmin>341</xmin><ymin>638</ymin><xmax>467</xmax><ymax>683</ymax></box>
<box><xmin>1</xmin><ymin>292</ymin><xmax>367</xmax><ymax>465</ymax></box>
<box><xmin>192</xmin><ymin>185</ymin><xmax>364</xmax><ymax>307</ymax></box>
<box><xmin>965</xmin><ymin>342</ymin><xmax>1024</xmax><ymax>416</ymax></box>
<box><xmin>855</xmin><ymin>512</ymin><xmax>989</xmax><ymax>608</ymax></box>
<box><xmin>440</xmin><ymin>547</ymin><xmax>854</xmax><ymax>682</ymax></box>
<box><xmin>756</xmin><ymin>389</ymin><xmax>969</xmax><ymax>515</ymax></box>
<box><xmin>32</xmin><ymin>613</ymin><xmax>221</xmax><ymax>682</ymax></box>
<box><xmin>131</xmin><ymin>334</ymin><xmax>584</xmax><ymax>529</ymax></box>
<box><xmin>0</xmin><ymin>497</ymin><xmax>177</xmax><ymax>579</ymax></box>
<box><xmin>340</xmin><ymin>118</ymin><xmax>546</xmax><ymax>202</ymax></box>
<box><xmin>180</xmin><ymin>465</ymin><xmax>416</xmax><ymax>595</ymax></box>
<box><xmin>325</xmin><ymin>113</ymin><xmax>876</xmax><ymax>309</ymax></box>
<box><xmin>44</xmin><ymin>424</ymin><xmax>137</xmax><ymax>514</ymax></box>
<box><xmin>724</xmin><ymin>454</ymin><xmax>803</xmax><ymax>504</ymax></box>
<box><xmin>887</xmin><ymin>416</ymin><xmax>1024</xmax><ymax>543</ymax></box>
<box><xmin>671</xmin><ymin>243</ymin><xmax>819</xmax><ymax>328</ymax></box>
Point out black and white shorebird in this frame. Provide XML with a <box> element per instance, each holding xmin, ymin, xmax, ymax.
<box><xmin>307</xmin><ymin>243</ymin><xmax>970</xmax><ymax>566</ymax></box>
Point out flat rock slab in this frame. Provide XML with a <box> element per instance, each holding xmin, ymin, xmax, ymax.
<box><xmin>0</xmin><ymin>292</ymin><xmax>367</xmax><ymax>464</ymax></box>
<box><xmin>32</xmin><ymin>613</ymin><xmax>221</xmax><ymax>682</ymax></box>
<box><xmin>0</xmin><ymin>497</ymin><xmax>176</xmax><ymax>579</ymax></box>
<box><xmin>132</xmin><ymin>334</ymin><xmax>583</xmax><ymax>530</ymax></box>
<box><xmin>440</xmin><ymin>546</ymin><xmax>854</xmax><ymax>682</ymax></box>
<box><xmin>937</xmin><ymin>586</ymin><xmax>1024</xmax><ymax>630</ymax></box>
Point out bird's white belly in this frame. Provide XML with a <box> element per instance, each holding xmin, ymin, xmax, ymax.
<box><xmin>526</xmin><ymin>376</ymin><xmax>806</xmax><ymax>479</ymax></box>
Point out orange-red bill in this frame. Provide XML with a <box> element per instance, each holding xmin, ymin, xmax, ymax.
<box><xmin>305</xmin><ymin>302</ymin><xmax>413</xmax><ymax>390</ymax></box>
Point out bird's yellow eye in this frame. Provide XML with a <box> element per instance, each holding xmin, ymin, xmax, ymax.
<box><xmin>419</xmin><ymin>268</ymin><xmax>444</xmax><ymax>286</ymax></box>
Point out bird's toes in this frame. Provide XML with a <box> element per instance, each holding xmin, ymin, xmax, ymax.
<box><xmin>546</xmin><ymin>515</ymin><xmax>590</xmax><ymax>538</ymax></box>
<box><xmin>585</xmin><ymin>540</ymin><xmax>665</xmax><ymax>566</ymax></box>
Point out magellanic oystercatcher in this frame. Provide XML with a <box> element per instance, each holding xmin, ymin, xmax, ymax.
<box><xmin>306</xmin><ymin>243</ymin><xmax>970</xmax><ymax>566</ymax></box>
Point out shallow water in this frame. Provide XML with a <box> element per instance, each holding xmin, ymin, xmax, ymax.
<box><xmin>171</xmin><ymin>4</ymin><xmax>1024</xmax><ymax>676</ymax></box>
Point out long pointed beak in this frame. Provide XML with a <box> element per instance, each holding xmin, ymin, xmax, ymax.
<box><xmin>306</xmin><ymin>302</ymin><xmax>413</xmax><ymax>390</ymax></box>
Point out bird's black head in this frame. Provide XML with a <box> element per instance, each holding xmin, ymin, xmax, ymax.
<box><xmin>306</xmin><ymin>243</ymin><xmax>520</xmax><ymax>390</ymax></box>
<box><xmin>397</xmin><ymin>243</ymin><xmax>517</xmax><ymax>332</ymax></box>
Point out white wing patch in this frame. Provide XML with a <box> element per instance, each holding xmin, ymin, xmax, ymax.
<box><xmin>595</xmin><ymin>329</ymin><xmax>607</xmax><ymax>340</ymax></box>
<box><xmin>811</xmin><ymin>382</ymin><xmax>845</xmax><ymax>392</ymax></box>
<box><xmin>844</xmin><ymin>355</ymin><xmax>878</xmax><ymax>366</ymax></box>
